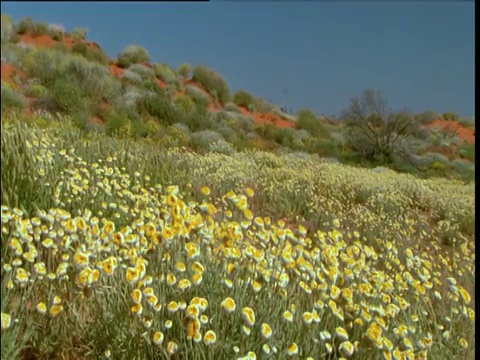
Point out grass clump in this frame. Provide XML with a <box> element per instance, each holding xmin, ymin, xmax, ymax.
<box><xmin>117</xmin><ymin>44</ymin><xmax>151</xmax><ymax>68</ymax></box>
<box><xmin>192</xmin><ymin>65</ymin><xmax>231</xmax><ymax>105</ymax></box>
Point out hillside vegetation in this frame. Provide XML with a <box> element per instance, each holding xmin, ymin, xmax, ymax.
<box><xmin>1</xmin><ymin>15</ymin><xmax>476</xmax><ymax>360</ymax></box>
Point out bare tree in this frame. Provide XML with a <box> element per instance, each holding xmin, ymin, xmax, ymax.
<box><xmin>341</xmin><ymin>89</ymin><xmax>419</xmax><ymax>164</ymax></box>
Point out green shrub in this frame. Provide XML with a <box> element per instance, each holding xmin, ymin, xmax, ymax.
<box><xmin>190</xmin><ymin>130</ymin><xmax>224</xmax><ymax>151</ymax></box>
<box><xmin>24</xmin><ymin>82</ymin><xmax>49</xmax><ymax>98</ymax></box>
<box><xmin>117</xmin><ymin>45</ymin><xmax>150</xmax><ymax>68</ymax></box>
<box><xmin>233</xmin><ymin>90</ymin><xmax>256</xmax><ymax>109</ymax></box>
<box><xmin>71</xmin><ymin>27</ymin><xmax>88</xmax><ymax>41</ymax></box>
<box><xmin>1</xmin><ymin>14</ymin><xmax>18</xmax><ymax>44</ymax></box>
<box><xmin>209</xmin><ymin>139</ymin><xmax>235</xmax><ymax>155</ymax></box>
<box><xmin>137</xmin><ymin>94</ymin><xmax>181</xmax><ymax>126</ymax></box>
<box><xmin>192</xmin><ymin>65</ymin><xmax>231</xmax><ymax>105</ymax></box>
<box><xmin>71</xmin><ymin>42</ymin><xmax>109</xmax><ymax>65</ymax></box>
<box><xmin>442</xmin><ymin>112</ymin><xmax>459</xmax><ymax>122</ymax></box>
<box><xmin>297</xmin><ymin>109</ymin><xmax>328</xmax><ymax>137</ymax></box>
<box><xmin>185</xmin><ymin>85</ymin><xmax>210</xmax><ymax>108</ymax></box>
<box><xmin>224</xmin><ymin>102</ymin><xmax>241</xmax><ymax>113</ymax></box>
<box><xmin>128</xmin><ymin>63</ymin><xmax>155</xmax><ymax>81</ymax></box>
<box><xmin>21</xmin><ymin>48</ymin><xmax>64</xmax><ymax>87</ymax></box>
<box><xmin>153</xmin><ymin>63</ymin><xmax>177</xmax><ymax>83</ymax></box>
<box><xmin>449</xmin><ymin>159</ymin><xmax>475</xmax><ymax>182</ymax></box>
<box><xmin>458</xmin><ymin>143</ymin><xmax>475</xmax><ymax>162</ymax></box>
<box><xmin>48</xmin><ymin>24</ymin><xmax>65</xmax><ymax>41</ymax></box>
<box><xmin>252</xmin><ymin>97</ymin><xmax>274</xmax><ymax>113</ymax></box>
<box><xmin>158</xmin><ymin>125</ymin><xmax>190</xmax><ymax>148</ymax></box>
<box><xmin>174</xmin><ymin>94</ymin><xmax>196</xmax><ymax>115</ymax></box>
<box><xmin>84</xmin><ymin>46</ymin><xmax>110</xmax><ymax>65</ymax></box>
<box><xmin>182</xmin><ymin>105</ymin><xmax>214</xmax><ymax>132</ymax></box>
<box><xmin>71</xmin><ymin>42</ymin><xmax>88</xmax><ymax>55</ymax></box>
<box><xmin>15</xmin><ymin>17</ymin><xmax>49</xmax><ymax>37</ymax></box>
<box><xmin>50</xmin><ymin>75</ymin><xmax>87</xmax><ymax>114</ymax></box>
<box><xmin>177</xmin><ymin>63</ymin><xmax>191</xmax><ymax>79</ymax></box>
<box><xmin>414</xmin><ymin>110</ymin><xmax>438</xmax><ymax>124</ymax></box>
<box><xmin>1</xmin><ymin>84</ymin><xmax>25</xmax><ymax>114</ymax></box>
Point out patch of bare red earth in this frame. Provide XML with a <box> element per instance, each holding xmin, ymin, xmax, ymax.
<box><xmin>18</xmin><ymin>33</ymin><xmax>98</xmax><ymax>51</ymax></box>
<box><xmin>428</xmin><ymin>119</ymin><xmax>475</xmax><ymax>144</ymax></box>
<box><xmin>238</xmin><ymin>106</ymin><xmax>297</xmax><ymax>129</ymax></box>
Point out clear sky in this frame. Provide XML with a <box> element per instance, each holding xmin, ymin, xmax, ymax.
<box><xmin>1</xmin><ymin>1</ymin><xmax>475</xmax><ymax>117</ymax></box>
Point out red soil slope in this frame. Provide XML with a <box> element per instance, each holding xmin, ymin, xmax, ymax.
<box><xmin>428</xmin><ymin>119</ymin><xmax>475</xmax><ymax>144</ymax></box>
<box><xmin>13</xmin><ymin>32</ymin><xmax>298</xmax><ymax>130</ymax></box>
<box><xmin>1</xmin><ymin>63</ymin><xmax>26</xmax><ymax>84</ymax></box>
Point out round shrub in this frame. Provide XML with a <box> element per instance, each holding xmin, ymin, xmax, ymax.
<box><xmin>190</xmin><ymin>130</ymin><xmax>224</xmax><ymax>151</ymax></box>
<box><xmin>233</xmin><ymin>90</ymin><xmax>256</xmax><ymax>109</ymax></box>
<box><xmin>192</xmin><ymin>65</ymin><xmax>231</xmax><ymax>105</ymax></box>
<box><xmin>153</xmin><ymin>63</ymin><xmax>177</xmax><ymax>83</ymax></box>
<box><xmin>174</xmin><ymin>94</ymin><xmax>196</xmax><ymax>115</ymax></box>
<box><xmin>117</xmin><ymin>44</ymin><xmax>151</xmax><ymax>68</ymax></box>
<box><xmin>178</xmin><ymin>63</ymin><xmax>191</xmax><ymax>79</ymax></box>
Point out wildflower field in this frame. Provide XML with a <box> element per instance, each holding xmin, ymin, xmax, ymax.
<box><xmin>1</xmin><ymin>118</ymin><xmax>475</xmax><ymax>360</ymax></box>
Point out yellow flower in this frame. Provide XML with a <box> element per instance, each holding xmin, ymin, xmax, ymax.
<box><xmin>302</xmin><ymin>311</ymin><xmax>314</xmax><ymax>325</ymax></box>
<box><xmin>221</xmin><ymin>297</ymin><xmax>236</xmax><ymax>313</ymax></box>
<box><xmin>242</xmin><ymin>307</ymin><xmax>256</xmax><ymax>326</ymax></box>
<box><xmin>131</xmin><ymin>303</ymin><xmax>143</xmax><ymax>317</ymax></box>
<box><xmin>126</xmin><ymin>267</ymin><xmax>140</xmax><ymax>285</ymax></box>
<box><xmin>260</xmin><ymin>323</ymin><xmax>273</xmax><ymax>339</ymax></box>
<box><xmin>186</xmin><ymin>304</ymin><xmax>200</xmax><ymax>319</ymax></box>
<box><xmin>458</xmin><ymin>287</ymin><xmax>471</xmax><ymax>304</ymax></box>
<box><xmin>336</xmin><ymin>326</ymin><xmax>349</xmax><ymax>341</ymax></box>
<box><xmin>201</xmin><ymin>186</ymin><xmax>211</xmax><ymax>196</ymax></box>
<box><xmin>131</xmin><ymin>289</ymin><xmax>142</xmax><ymax>304</ymax></box>
<box><xmin>459</xmin><ymin>338</ymin><xmax>468</xmax><ymax>349</ymax></box>
<box><xmin>192</xmin><ymin>273</ymin><xmax>203</xmax><ymax>285</ymax></box>
<box><xmin>1</xmin><ymin>313</ymin><xmax>12</xmax><ymax>329</ymax></box>
<box><xmin>167</xmin><ymin>301</ymin><xmax>179</xmax><ymax>313</ymax></box>
<box><xmin>167</xmin><ymin>341</ymin><xmax>178</xmax><ymax>355</ymax></box>
<box><xmin>167</xmin><ymin>272</ymin><xmax>177</xmax><ymax>286</ymax></box>
<box><xmin>49</xmin><ymin>305</ymin><xmax>64</xmax><ymax>317</ymax></box>
<box><xmin>366</xmin><ymin>322</ymin><xmax>383</xmax><ymax>342</ymax></box>
<box><xmin>339</xmin><ymin>341</ymin><xmax>355</xmax><ymax>357</ymax></box>
<box><xmin>36</xmin><ymin>302</ymin><xmax>47</xmax><ymax>315</ymax></box>
<box><xmin>283</xmin><ymin>310</ymin><xmax>294</xmax><ymax>322</ymax></box>
<box><xmin>153</xmin><ymin>331</ymin><xmax>164</xmax><ymax>345</ymax></box>
<box><xmin>287</xmin><ymin>343</ymin><xmax>299</xmax><ymax>356</ymax></box>
<box><xmin>242</xmin><ymin>325</ymin><xmax>251</xmax><ymax>336</ymax></box>
<box><xmin>245</xmin><ymin>187</ymin><xmax>254</xmax><ymax>197</ymax></box>
<box><xmin>204</xmin><ymin>330</ymin><xmax>217</xmax><ymax>345</ymax></box>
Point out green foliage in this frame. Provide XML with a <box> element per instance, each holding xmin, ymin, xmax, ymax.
<box><xmin>15</xmin><ymin>17</ymin><xmax>50</xmax><ymax>37</ymax></box>
<box><xmin>182</xmin><ymin>104</ymin><xmax>214</xmax><ymax>132</ymax></box>
<box><xmin>185</xmin><ymin>85</ymin><xmax>211</xmax><ymax>108</ymax></box>
<box><xmin>71</xmin><ymin>27</ymin><xmax>88</xmax><ymax>41</ymax></box>
<box><xmin>1</xmin><ymin>13</ymin><xmax>18</xmax><ymax>44</ymax></box>
<box><xmin>1</xmin><ymin>84</ymin><xmax>25</xmax><ymax>114</ymax></box>
<box><xmin>137</xmin><ymin>93</ymin><xmax>181</xmax><ymax>126</ymax></box>
<box><xmin>449</xmin><ymin>159</ymin><xmax>475</xmax><ymax>182</ymax></box>
<box><xmin>224</xmin><ymin>102</ymin><xmax>241</xmax><ymax>113</ymax></box>
<box><xmin>297</xmin><ymin>109</ymin><xmax>328</xmax><ymax>137</ymax></box>
<box><xmin>105</xmin><ymin>110</ymin><xmax>129</xmax><ymax>136</ymax></box>
<box><xmin>173</xmin><ymin>93</ymin><xmax>196</xmax><ymax>115</ymax></box>
<box><xmin>127</xmin><ymin>63</ymin><xmax>155</xmax><ymax>81</ymax></box>
<box><xmin>177</xmin><ymin>63</ymin><xmax>191</xmax><ymax>79</ymax></box>
<box><xmin>414</xmin><ymin>110</ymin><xmax>439</xmax><ymax>124</ymax></box>
<box><xmin>48</xmin><ymin>24</ymin><xmax>65</xmax><ymax>41</ymax></box>
<box><xmin>117</xmin><ymin>44</ymin><xmax>150</xmax><ymax>68</ymax></box>
<box><xmin>190</xmin><ymin>130</ymin><xmax>224</xmax><ymax>151</ymax></box>
<box><xmin>50</xmin><ymin>74</ymin><xmax>88</xmax><ymax>114</ymax></box>
<box><xmin>192</xmin><ymin>65</ymin><xmax>231</xmax><ymax>105</ymax></box>
<box><xmin>442</xmin><ymin>112</ymin><xmax>459</xmax><ymax>122</ymax></box>
<box><xmin>457</xmin><ymin>143</ymin><xmax>475</xmax><ymax>162</ymax></box>
<box><xmin>342</xmin><ymin>88</ymin><xmax>418</xmax><ymax>164</ymax></box>
<box><xmin>71</xmin><ymin>42</ymin><xmax>109</xmax><ymax>65</ymax></box>
<box><xmin>157</xmin><ymin>125</ymin><xmax>189</xmax><ymax>148</ymax></box>
<box><xmin>233</xmin><ymin>90</ymin><xmax>256</xmax><ymax>109</ymax></box>
<box><xmin>153</xmin><ymin>63</ymin><xmax>177</xmax><ymax>83</ymax></box>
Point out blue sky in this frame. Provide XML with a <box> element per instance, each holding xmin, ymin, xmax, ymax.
<box><xmin>1</xmin><ymin>1</ymin><xmax>475</xmax><ymax>117</ymax></box>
